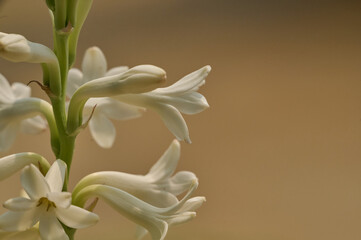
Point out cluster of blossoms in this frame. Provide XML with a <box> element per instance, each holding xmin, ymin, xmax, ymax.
<box><xmin>0</xmin><ymin>1</ymin><xmax>210</xmax><ymax>240</ymax></box>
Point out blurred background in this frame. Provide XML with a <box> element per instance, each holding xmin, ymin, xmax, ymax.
<box><xmin>1</xmin><ymin>0</ymin><xmax>361</xmax><ymax>239</ymax></box>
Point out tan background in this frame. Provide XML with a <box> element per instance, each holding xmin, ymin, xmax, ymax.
<box><xmin>1</xmin><ymin>0</ymin><xmax>361</xmax><ymax>239</ymax></box>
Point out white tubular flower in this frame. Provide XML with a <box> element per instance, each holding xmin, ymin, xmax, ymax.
<box><xmin>0</xmin><ymin>97</ymin><xmax>56</xmax><ymax>152</ymax></box>
<box><xmin>114</xmin><ymin>65</ymin><xmax>211</xmax><ymax>143</ymax></box>
<box><xmin>0</xmin><ymin>160</ymin><xmax>99</xmax><ymax>240</ymax></box>
<box><xmin>0</xmin><ymin>152</ymin><xmax>50</xmax><ymax>181</ymax></box>
<box><xmin>73</xmin><ymin>140</ymin><xmax>197</xmax><ymax>207</ymax></box>
<box><xmin>73</xmin><ymin>180</ymin><xmax>203</xmax><ymax>240</ymax></box>
<box><xmin>66</xmin><ymin>47</ymin><xmax>144</xmax><ymax>148</ymax></box>
<box><xmin>72</xmin><ymin>140</ymin><xmax>205</xmax><ymax>239</ymax></box>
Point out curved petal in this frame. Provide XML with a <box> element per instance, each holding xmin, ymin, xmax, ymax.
<box><xmin>167</xmin><ymin>171</ymin><xmax>197</xmax><ymax>195</ymax></box>
<box><xmin>146</xmin><ymin>140</ymin><xmax>180</xmax><ymax>182</ymax></box>
<box><xmin>0</xmin><ymin>122</ymin><xmax>20</xmax><ymax>151</ymax></box>
<box><xmin>151</xmin><ymin>103</ymin><xmax>191</xmax><ymax>143</ymax></box>
<box><xmin>21</xmin><ymin>164</ymin><xmax>50</xmax><ymax>200</ymax></box>
<box><xmin>39</xmin><ymin>213</ymin><xmax>68</xmax><ymax>240</ymax></box>
<box><xmin>82</xmin><ymin>47</ymin><xmax>107</xmax><ymax>82</ymax></box>
<box><xmin>47</xmin><ymin>192</ymin><xmax>71</xmax><ymax>209</ymax></box>
<box><xmin>152</xmin><ymin>66</ymin><xmax>210</xmax><ymax>96</ymax></box>
<box><xmin>89</xmin><ymin>112</ymin><xmax>116</xmax><ymax>148</ymax></box>
<box><xmin>0</xmin><ymin>209</ymin><xmax>39</xmax><ymax>231</ymax></box>
<box><xmin>45</xmin><ymin>160</ymin><xmax>67</xmax><ymax>192</ymax></box>
<box><xmin>176</xmin><ymin>197</ymin><xmax>206</xmax><ymax>213</ymax></box>
<box><xmin>11</xmin><ymin>82</ymin><xmax>31</xmax><ymax>100</ymax></box>
<box><xmin>167</xmin><ymin>92</ymin><xmax>209</xmax><ymax>115</ymax></box>
<box><xmin>0</xmin><ymin>73</ymin><xmax>15</xmax><ymax>103</ymax></box>
<box><xmin>105</xmin><ymin>66</ymin><xmax>129</xmax><ymax>76</ymax></box>
<box><xmin>67</xmin><ymin>68</ymin><xmax>84</xmax><ymax>97</ymax></box>
<box><xmin>55</xmin><ymin>205</ymin><xmax>99</xmax><ymax>229</ymax></box>
<box><xmin>21</xmin><ymin>116</ymin><xmax>47</xmax><ymax>134</ymax></box>
<box><xmin>3</xmin><ymin>197</ymin><xmax>37</xmax><ymax>211</ymax></box>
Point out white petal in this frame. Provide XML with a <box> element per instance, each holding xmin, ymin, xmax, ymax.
<box><xmin>0</xmin><ymin>73</ymin><xmax>15</xmax><ymax>103</ymax></box>
<box><xmin>82</xmin><ymin>47</ymin><xmax>107</xmax><ymax>82</ymax></box>
<box><xmin>66</xmin><ymin>68</ymin><xmax>84</xmax><ymax>97</ymax></box>
<box><xmin>3</xmin><ymin>197</ymin><xmax>37</xmax><ymax>211</ymax></box>
<box><xmin>39</xmin><ymin>213</ymin><xmax>68</xmax><ymax>240</ymax></box>
<box><xmin>0</xmin><ymin>122</ymin><xmax>20</xmax><ymax>151</ymax></box>
<box><xmin>21</xmin><ymin>164</ymin><xmax>50</xmax><ymax>200</ymax></box>
<box><xmin>47</xmin><ymin>192</ymin><xmax>71</xmax><ymax>209</ymax></box>
<box><xmin>55</xmin><ymin>205</ymin><xmax>99</xmax><ymax>229</ymax></box>
<box><xmin>176</xmin><ymin>197</ymin><xmax>206</xmax><ymax>213</ymax></box>
<box><xmin>89</xmin><ymin>112</ymin><xmax>116</xmax><ymax>148</ymax></box>
<box><xmin>105</xmin><ymin>66</ymin><xmax>129</xmax><ymax>76</ymax></box>
<box><xmin>152</xmin><ymin>66</ymin><xmax>211</xmax><ymax>95</ymax></box>
<box><xmin>167</xmin><ymin>92</ymin><xmax>209</xmax><ymax>115</ymax></box>
<box><xmin>151</xmin><ymin>103</ymin><xmax>191</xmax><ymax>143</ymax></box>
<box><xmin>146</xmin><ymin>140</ymin><xmax>180</xmax><ymax>182</ymax></box>
<box><xmin>167</xmin><ymin>171</ymin><xmax>197</xmax><ymax>195</ymax></box>
<box><xmin>166</xmin><ymin>212</ymin><xmax>196</xmax><ymax>225</ymax></box>
<box><xmin>0</xmin><ymin>209</ymin><xmax>39</xmax><ymax>231</ymax></box>
<box><xmin>11</xmin><ymin>82</ymin><xmax>31</xmax><ymax>100</ymax></box>
<box><xmin>21</xmin><ymin>116</ymin><xmax>47</xmax><ymax>134</ymax></box>
<box><xmin>45</xmin><ymin>160</ymin><xmax>67</xmax><ymax>192</ymax></box>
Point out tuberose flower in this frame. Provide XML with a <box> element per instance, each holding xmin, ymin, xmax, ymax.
<box><xmin>0</xmin><ymin>160</ymin><xmax>99</xmax><ymax>240</ymax></box>
<box><xmin>72</xmin><ymin>140</ymin><xmax>205</xmax><ymax>239</ymax></box>
<box><xmin>0</xmin><ymin>74</ymin><xmax>48</xmax><ymax>151</ymax></box>
<box><xmin>73</xmin><ymin>181</ymin><xmax>203</xmax><ymax>240</ymax></box>
<box><xmin>66</xmin><ymin>47</ymin><xmax>144</xmax><ymax>148</ymax></box>
<box><xmin>114</xmin><ymin>65</ymin><xmax>211</xmax><ymax>143</ymax></box>
<box><xmin>73</xmin><ymin>140</ymin><xmax>197</xmax><ymax>207</ymax></box>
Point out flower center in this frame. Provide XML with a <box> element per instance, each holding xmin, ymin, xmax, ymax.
<box><xmin>37</xmin><ymin>197</ymin><xmax>56</xmax><ymax>211</ymax></box>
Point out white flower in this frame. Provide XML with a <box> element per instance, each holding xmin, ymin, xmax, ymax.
<box><xmin>73</xmin><ymin>181</ymin><xmax>203</xmax><ymax>240</ymax></box>
<box><xmin>72</xmin><ymin>140</ymin><xmax>205</xmax><ymax>239</ymax></box>
<box><xmin>67</xmin><ymin>47</ymin><xmax>161</xmax><ymax>148</ymax></box>
<box><xmin>114</xmin><ymin>65</ymin><xmax>211</xmax><ymax>143</ymax></box>
<box><xmin>0</xmin><ymin>74</ymin><xmax>47</xmax><ymax>151</ymax></box>
<box><xmin>0</xmin><ymin>160</ymin><xmax>99</xmax><ymax>240</ymax></box>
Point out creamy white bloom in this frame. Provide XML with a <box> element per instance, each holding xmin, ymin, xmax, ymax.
<box><xmin>0</xmin><ymin>74</ymin><xmax>48</xmax><ymax>151</ymax></box>
<box><xmin>0</xmin><ymin>160</ymin><xmax>99</xmax><ymax>240</ymax></box>
<box><xmin>114</xmin><ymin>65</ymin><xmax>211</xmax><ymax>143</ymax></box>
<box><xmin>67</xmin><ymin>47</ymin><xmax>152</xmax><ymax>148</ymax></box>
<box><xmin>73</xmin><ymin>140</ymin><xmax>197</xmax><ymax>207</ymax></box>
<box><xmin>72</xmin><ymin>140</ymin><xmax>205</xmax><ymax>239</ymax></box>
<box><xmin>73</xmin><ymin>180</ymin><xmax>203</xmax><ymax>240</ymax></box>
